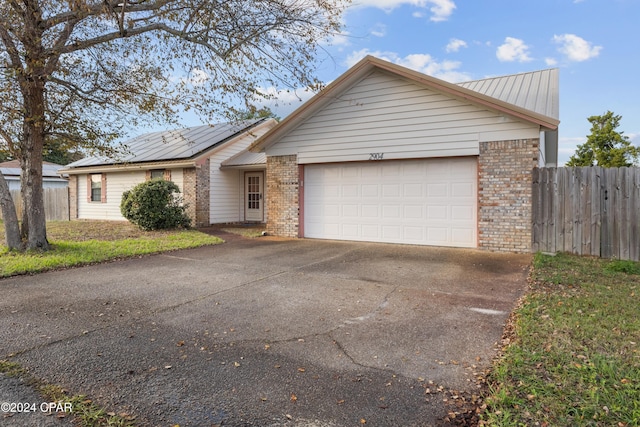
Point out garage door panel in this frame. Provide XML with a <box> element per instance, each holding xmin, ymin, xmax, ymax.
<box><xmin>404</xmin><ymin>183</ymin><xmax>423</xmax><ymax>197</ymax></box>
<box><xmin>452</xmin><ymin>205</ymin><xmax>474</xmax><ymax>220</ymax></box>
<box><xmin>343</xmin><ymin>204</ymin><xmax>359</xmax><ymax>217</ymax></box>
<box><xmin>427</xmin><ymin>205</ymin><xmax>447</xmax><ymax>220</ymax></box>
<box><xmin>452</xmin><ymin>182</ymin><xmax>474</xmax><ymax>197</ymax></box>
<box><xmin>361</xmin><ymin>205</ymin><xmax>379</xmax><ymax>217</ymax></box>
<box><xmin>342</xmin><ymin>223</ymin><xmax>359</xmax><ymax>237</ymax></box>
<box><xmin>361</xmin><ymin>224</ymin><xmax>379</xmax><ymax>239</ymax></box>
<box><xmin>382</xmin><ymin>205</ymin><xmax>401</xmax><ymax>218</ymax></box>
<box><xmin>382</xmin><ymin>184</ymin><xmax>401</xmax><ymax>197</ymax></box>
<box><xmin>382</xmin><ymin>225</ymin><xmax>402</xmax><ymax>240</ymax></box>
<box><xmin>362</xmin><ymin>184</ymin><xmax>379</xmax><ymax>197</ymax></box>
<box><xmin>304</xmin><ymin>158</ymin><xmax>477</xmax><ymax>247</ymax></box>
<box><xmin>452</xmin><ymin>228</ymin><xmax>475</xmax><ymax>245</ymax></box>
<box><xmin>427</xmin><ymin>183</ymin><xmax>448</xmax><ymax>197</ymax></box>
<box><xmin>404</xmin><ymin>205</ymin><xmax>423</xmax><ymax>219</ymax></box>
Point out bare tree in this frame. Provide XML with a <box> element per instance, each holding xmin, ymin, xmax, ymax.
<box><xmin>0</xmin><ymin>0</ymin><xmax>347</xmax><ymax>250</ymax></box>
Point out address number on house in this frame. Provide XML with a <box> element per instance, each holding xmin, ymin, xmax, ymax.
<box><xmin>369</xmin><ymin>153</ymin><xmax>384</xmax><ymax>160</ymax></box>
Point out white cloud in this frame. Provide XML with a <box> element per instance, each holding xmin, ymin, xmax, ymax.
<box><xmin>183</xmin><ymin>68</ymin><xmax>209</xmax><ymax>86</ymax></box>
<box><xmin>445</xmin><ymin>38</ymin><xmax>467</xmax><ymax>53</ymax></box>
<box><xmin>496</xmin><ymin>37</ymin><xmax>533</xmax><ymax>62</ymax></box>
<box><xmin>352</xmin><ymin>0</ymin><xmax>456</xmax><ymax>22</ymax></box>
<box><xmin>251</xmin><ymin>86</ymin><xmax>317</xmax><ymax>118</ymax></box>
<box><xmin>545</xmin><ymin>57</ymin><xmax>558</xmax><ymax>66</ymax></box>
<box><xmin>558</xmin><ymin>136</ymin><xmax>585</xmax><ymax>165</ymax></box>
<box><xmin>328</xmin><ymin>30</ymin><xmax>351</xmax><ymax>47</ymax></box>
<box><xmin>553</xmin><ymin>34</ymin><xmax>602</xmax><ymax>62</ymax></box>
<box><xmin>345</xmin><ymin>49</ymin><xmax>471</xmax><ymax>82</ymax></box>
<box><xmin>370</xmin><ymin>23</ymin><xmax>387</xmax><ymax>37</ymax></box>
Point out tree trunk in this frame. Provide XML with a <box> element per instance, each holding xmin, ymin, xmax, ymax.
<box><xmin>20</xmin><ymin>77</ymin><xmax>50</xmax><ymax>251</ymax></box>
<box><xmin>0</xmin><ymin>172</ymin><xmax>23</xmax><ymax>250</ymax></box>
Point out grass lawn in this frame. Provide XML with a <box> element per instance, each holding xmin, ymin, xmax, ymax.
<box><xmin>481</xmin><ymin>253</ymin><xmax>640</xmax><ymax>426</ymax></box>
<box><xmin>0</xmin><ymin>220</ymin><xmax>222</xmax><ymax>278</ymax></box>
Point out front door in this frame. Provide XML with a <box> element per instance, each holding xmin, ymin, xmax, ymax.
<box><xmin>245</xmin><ymin>172</ymin><xmax>264</xmax><ymax>222</ymax></box>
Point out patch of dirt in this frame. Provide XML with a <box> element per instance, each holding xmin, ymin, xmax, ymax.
<box><xmin>46</xmin><ymin>220</ymin><xmax>176</xmax><ymax>241</ymax></box>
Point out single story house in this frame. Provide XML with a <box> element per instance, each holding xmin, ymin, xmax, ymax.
<box><xmin>58</xmin><ymin>118</ymin><xmax>277</xmax><ymax>226</ymax></box>
<box><xmin>0</xmin><ymin>160</ymin><xmax>69</xmax><ymax>191</ymax></box>
<box><xmin>249</xmin><ymin>56</ymin><xmax>559</xmax><ymax>253</ymax></box>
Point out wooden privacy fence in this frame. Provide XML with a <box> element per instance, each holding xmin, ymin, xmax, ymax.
<box><xmin>0</xmin><ymin>188</ymin><xmax>70</xmax><ymax>222</ymax></box>
<box><xmin>532</xmin><ymin>167</ymin><xmax>640</xmax><ymax>261</ymax></box>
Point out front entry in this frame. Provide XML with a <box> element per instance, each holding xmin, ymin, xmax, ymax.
<box><xmin>245</xmin><ymin>172</ymin><xmax>264</xmax><ymax>222</ymax></box>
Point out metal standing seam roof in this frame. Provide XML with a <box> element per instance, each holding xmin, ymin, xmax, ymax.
<box><xmin>457</xmin><ymin>68</ymin><xmax>559</xmax><ymax>120</ymax></box>
<box><xmin>63</xmin><ymin>119</ymin><xmax>265</xmax><ymax>169</ymax></box>
<box><xmin>220</xmin><ymin>150</ymin><xmax>266</xmax><ymax>168</ymax></box>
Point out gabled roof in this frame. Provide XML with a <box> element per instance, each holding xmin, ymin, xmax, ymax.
<box><xmin>62</xmin><ymin>119</ymin><xmax>267</xmax><ymax>172</ymax></box>
<box><xmin>250</xmin><ymin>56</ymin><xmax>559</xmax><ymax>152</ymax></box>
<box><xmin>221</xmin><ymin>149</ymin><xmax>266</xmax><ymax>169</ymax></box>
<box><xmin>0</xmin><ymin>160</ymin><xmax>68</xmax><ymax>180</ymax></box>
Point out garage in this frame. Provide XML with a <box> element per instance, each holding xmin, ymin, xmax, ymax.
<box><xmin>251</xmin><ymin>56</ymin><xmax>559</xmax><ymax>252</ymax></box>
<box><xmin>303</xmin><ymin>157</ymin><xmax>477</xmax><ymax>247</ymax></box>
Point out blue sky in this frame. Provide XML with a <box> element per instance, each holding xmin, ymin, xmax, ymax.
<box><xmin>261</xmin><ymin>0</ymin><xmax>640</xmax><ymax>166</ymax></box>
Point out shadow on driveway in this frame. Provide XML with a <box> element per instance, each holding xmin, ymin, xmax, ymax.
<box><xmin>0</xmin><ymin>235</ymin><xmax>530</xmax><ymax>426</ymax></box>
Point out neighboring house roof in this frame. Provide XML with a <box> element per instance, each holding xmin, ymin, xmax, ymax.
<box><xmin>60</xmin><ymin>119</ymin><xmax>270</xmax><ymax>173</ymax></box>
<box><xmin>251</xmin><ymin>55</ymin><xmax>559</xmax><ymax>153</ymax></box>
<box><xmin>0</xmin><ymin>160</ymin><xmax>68</xmax><ymax>181</ymax></box>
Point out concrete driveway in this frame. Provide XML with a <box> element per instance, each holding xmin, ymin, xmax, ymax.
<box><xmin>0</xmin><ymin>234</ymin><xmax>530</xmax><ymax>426</ymax></box>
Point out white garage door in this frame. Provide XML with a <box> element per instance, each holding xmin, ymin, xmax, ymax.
<box><xmin>304</xmin><ymin>158</ymin><xmax>477</xmax><ymax>247</ymax></box>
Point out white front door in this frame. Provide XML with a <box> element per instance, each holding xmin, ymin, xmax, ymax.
<box><xmin>245</xmin><ymin>172</ymin><xmax>264</xmax><ymax>222</ymax></box>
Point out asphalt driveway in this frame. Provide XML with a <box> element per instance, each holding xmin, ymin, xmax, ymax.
<box><xmin>0</xmin><ymin>234</ymin><xmax>530</xmax><ymax>426</ymax></box>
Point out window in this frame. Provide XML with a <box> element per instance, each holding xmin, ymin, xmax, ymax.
<box><xmin>147</xmin><ymin>169</ymin><xmax>170</xmax><ymax>181</ymax></box>
<box><xmin>88</xmin><ymin>173</ymin><xmax>106</xmax><ymax>203</ymax></box>
<box><xmin>150</xmin><ymin>169</ymin><xmax>165</xmax><ymax>180</ymax></box>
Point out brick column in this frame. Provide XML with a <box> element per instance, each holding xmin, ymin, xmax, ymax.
<box><xmin>195</xmin><ymin>159</ymin><xmax>210</xmax><ymax>227</ymax></box>
<box><xmin>68</xmin><ymin>175</ymin><xmax>78</xmax><ymax>220</ymax></box>
<box><xmin>182</xmin><ymin>167</ymin><xmax>197</xmax><ymax>226</ymax></box>
<box><xmin>266</xmin><ymin>155</ymin><xmax>299</xmax><ymax>237</ymax></box>
<box><xmin>478</xmin><ymin>139</ymin><xmax>539</xmax><ymax>253</ymax></box>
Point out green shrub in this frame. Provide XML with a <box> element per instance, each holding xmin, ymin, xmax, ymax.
<box><xmin>120</xmin><ymin>179</ymin><xmax>191</xmax><ymax>231</ymax></box>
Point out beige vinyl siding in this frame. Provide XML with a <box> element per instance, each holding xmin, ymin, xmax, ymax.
<box><xmin>78</xmin><ymin>168</ymin><xmax>184</xmax><ymax>220</ymax></box>
<box><xmin>209</xmin><ymin>127</ymin><xmax>271</xmax><ymax>223</ymax></box>
<box><xmin>267</xmin><ymin>70</ymin><xmax>540</xmax><ymax>163</ymax></box>
<box><xmin>210</xmin><ymin>169</ymin><xmax>242</xmax><ymax>223</ymax></box>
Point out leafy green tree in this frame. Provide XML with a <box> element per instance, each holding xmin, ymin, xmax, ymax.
<box><xmin>567</xmin><ymin>111</ymin><xmax>639</xmax><ymax>167</ymax></box>
<box><xmin>42</xmin><ymin>139</ymin><xmax>83</xmax><ymax>165</ymax></box>
<box><xmin>0</xmin><ymin>0</ymin><xmax>347</xmax><ymax>250</ymax></box>
<box><xmin>121</xmin><ymin>179</ymin><xmax>190</xmax><ymax>231</ymax></box>
<box><xmin>239</xmin><ymin>105</ymin><xmax>281</xmax><ymax>122</ymax></box>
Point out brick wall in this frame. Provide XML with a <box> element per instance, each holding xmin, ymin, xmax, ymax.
<box><xmin>195</xmin><ymin>160</ymin><xmax>210</xmax><ymax>227</ymax></box>
<box><xmin>478</xmin><ymin>139</ymin><xmax>539</xmax><ymax>253</ymax></box>
<box><xmin>68</xmin><ymin>175</ymin><xmax>78</xmax><ymax>220</ymax></box>
<box><xmin>182</xmin><ymin>167</ymin><xmax>197</xmax><ymax>226</ymax></box>
<box><xmin>266</xmin><ymin>155</ymin><xmax>299</xmax><ymax>237</ymax></box>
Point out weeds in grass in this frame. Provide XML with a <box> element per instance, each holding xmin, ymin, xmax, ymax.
<box><xmin>481</xmin><ymin>253</ymin><xmax>640</xmax><ymax>427</ymax></box>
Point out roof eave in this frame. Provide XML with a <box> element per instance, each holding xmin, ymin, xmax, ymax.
<box><xmin>61</xmin><ymin>118</ymin><xmax>277</xmax><ymax>174</ymax></box>
<box><xmin>59</xmin><ymin>159</ymin><xmax>197</xmax><ymax>175</ymax></box>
